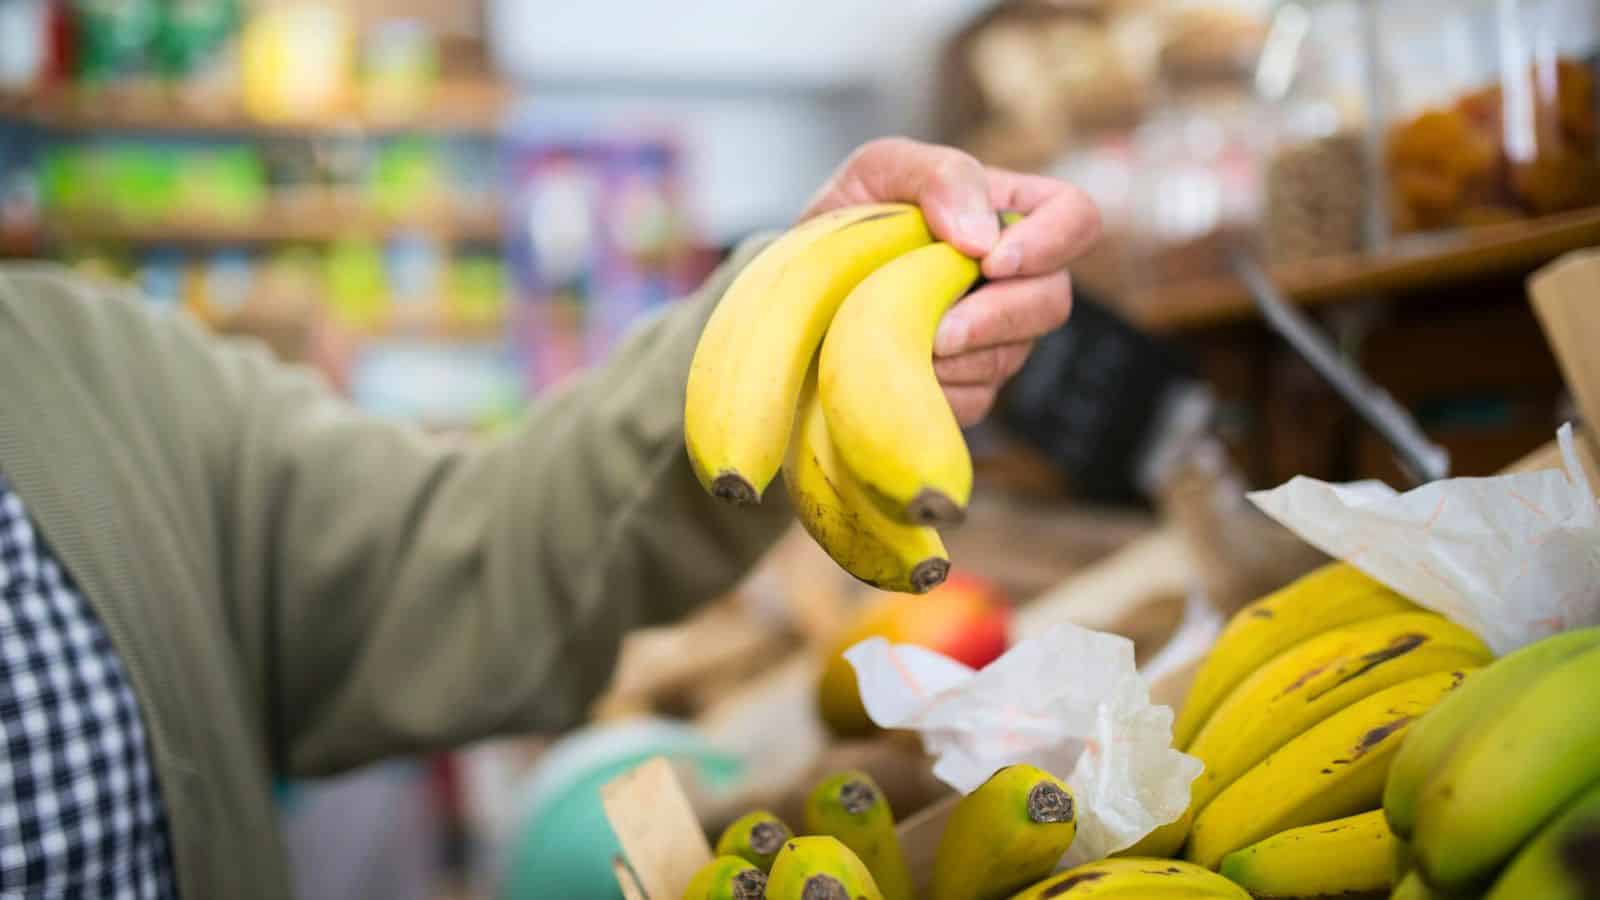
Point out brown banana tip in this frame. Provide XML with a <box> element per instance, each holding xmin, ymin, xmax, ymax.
<box><xmin>801</xmin><ymin>875</ymin><xmax>849</xmax><ymax>900</ymax></box>
<box><xmin>908</xmin><ymin>489</ymin><xmax>965</xmax><ymax>527</ymax></box>
<box><xmin>838</xmin><ymin>779</ymin><xmax>878</xmax><ymax>815</ymax></box>
<box><xmin>750</xmin><ymin>821</ymin><xmax>789</xmax><ymax>856</ymax></box>
<box><xmin>1028</xmin><ymin>782</ymin><xmax>1075</xmax><ymax>825</ymax></box>
<box><xmin>711</xmin><ymin>473</ymin><xmax>759</xmax><ymax>505</ymax></box>
<box><xmin>732</xmin><ymin>870</ymin><xmax>768</xmax><ymax>900</ymax></box>
<box><xmin>910</xmin><ymin>558</ymin><xmax>951</xmax><ymax>593</ymax></box>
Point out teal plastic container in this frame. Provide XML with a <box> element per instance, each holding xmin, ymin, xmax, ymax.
<box><xmin>495</xmin><ymin>719</ymin><xmax>744</xmax><ymax>900</ymax></box>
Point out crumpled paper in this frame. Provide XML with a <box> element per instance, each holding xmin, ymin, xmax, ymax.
<box><xmin>1247</xmin><ymin>423</ymin><xmax>1600</xmax><ymax>656</ymax></box>
<box><xmin>844</xmin><ymin>623</ymin><xmax>1202</xmax><ymax>866</ymax></box>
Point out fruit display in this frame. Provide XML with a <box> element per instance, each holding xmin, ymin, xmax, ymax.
<box><xmin>1111</xmin><ymin>560</ymin><xmax>1494</xmax><ymax>898</ymax></box>
<box><xmin>704</xmin><ymin>764</ymin><xmax>1249</xmax><ymax>900</ymax></box>
<box><xmin>815</xmin><ymin>574</ymin><xmax>1010</xmax><ymax>739</ymax></box>
<box><xmin>684</xmin><ymin>203</ymin><xmax>1019</xmax><ymax>592</ymax></box>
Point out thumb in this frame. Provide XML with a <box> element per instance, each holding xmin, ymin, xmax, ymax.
<box><xmin>916</xmin><ymin>149</ymin><xmax>1000</xmax><ymax>258</ymax></box>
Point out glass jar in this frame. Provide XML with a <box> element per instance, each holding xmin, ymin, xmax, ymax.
<box><xmin>1375</xmin><ymin>0</ymin><xmax>1600</xmax><ymax>239</ymax></box>
<box><xmin>1258</xmin><ymin>0</ymin><xmax>1376</xmax><ymax>263</ymax></box>
<box><xmin>1125</xmin><ymin>7</ymin><xmax>1274</xmax><ymax>294</ymax></box>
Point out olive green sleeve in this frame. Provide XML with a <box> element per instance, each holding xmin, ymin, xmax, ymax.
<box><xmin>205</xmin><ymin>235</ymin><xmax>792</xmax><ymax>774</ymax></box>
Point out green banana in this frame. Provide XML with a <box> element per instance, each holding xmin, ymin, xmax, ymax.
<box><xmin>931</xmin><ymin>764</ymin><xmax>1078</xmax><ymax>900</ymax></box>
<box><xmin>1385</xmin><ymin>625</ymin><xmax>1600</xmax><ymax>840</ymax></box>
<box><xmin>681</xmin><ymin>855</ymin><xmax>767</xmax><ymax>900</ymax></box>
<box><xmin>1218</xmin><ymin>809</ymin><xmax>1395</xmax><ymax>898</ymax></box>
<box><xmin>1005</xmin><ymin>857</ymin><xmax>1249</xmax><ymax>898</ymax></box>
<box><xmin>803</xmin><ymin>770</ymin><xmax>914</xmax><ymax>900</ymax></box>
<box><xmin>1485</xmin><ymin>778</ymin><xmax>1600</xmax><ymax>899</ymax></box>
<box><xmin>766</xmin><ymin>835</ymin><xmax>885</xmax><ymax>900</ymax></box>
<box><xmin>1391</xmin><ymin>870</ymin><xmax>1438</xmax><ymax>900</ymax></box>
<box><xmin>714</xmin><ymin>809</ymin><xmax>792</xmax><ymax>873</ymax></box>
<box><xmin>1413</xmin><ymin>643</ymin><xmax>1600</xmax><ymax>889</ymax></box>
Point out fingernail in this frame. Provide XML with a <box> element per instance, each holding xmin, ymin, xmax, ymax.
<box><xmin>959</xmin><ymin>211</ymin><xmax>998</xmax><ymax>252</ymax></box>
<box><xmin>935</xmin><ymin>312</ymin><xmax>968</xmax><ymax>356</ymax></box>
<box><xmin>988</xmin><ymin>241</ymin><xmax>1023</xmax><ymax>278</ymax></box>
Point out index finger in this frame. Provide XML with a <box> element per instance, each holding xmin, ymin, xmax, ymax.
<box><xmin>983</xmin><ymin>169</ymin><xmax>1102</xmax><ymax>280</ymax></box>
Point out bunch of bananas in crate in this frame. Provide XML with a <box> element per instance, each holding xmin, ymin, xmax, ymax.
<box><xmin>684</xmin><ymin>203</ymin><xmax>1031</xmax><ymax>595</ymax></box>
<box><xmin>1121</xmin><ymin>562</ymin><xmax>1495</xmax><ymax>897</ymax></box>
<box><xmin>685</xmin><ymin>766</ymin><xmax>1248</xmax><ymax>900</ymax></box>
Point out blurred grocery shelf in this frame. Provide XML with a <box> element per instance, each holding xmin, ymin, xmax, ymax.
<box><xmin>0</xmin><ymin>78</ymin><xmax>510</xmax><ymax>135</ymax></box>
<box><xmin>37</xmin><ymin>193</ymin><xmax>504</xmax><ymax>245</ymax></box>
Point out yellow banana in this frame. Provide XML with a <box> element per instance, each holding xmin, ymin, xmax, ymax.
<box><xmin>1186</xmin><ymin>668</ymin><xmax>1473</xmax><ymax>870</ymax></box>
<box><xmin>931</xmin><ymin>764</ymin><xmax>1078</xmax><ymax>900</ymax></box>
<box><xmin>1185</xmin><ymin>611</ymin><xmax>1489</xmax><ymax>814</ymax></box>
<box><xmin>714</xmin><ymin>809</ymin><xmax>792</xmax><ymax>873</ymax></box>
<box><xmin>766</xmin><ymin>835</ymin><xmax>885</xmax><ymax>900</ymax></box>
<box><xmin>1006</xmin><ymin>857</ymin><xmax>1249</xmax><ymax>899</ymax></box>
<box><xmin>803</xmin><ymin>770</ymin><xmax>914</xmax><ymax>900</ymax></box>
<box><xmin>1114</xmin><ymin>807</ymin><xmax>1192</xmax><ymax>860</ymax></box>
<box><xmin>684</xmin><ymin>203</ymin><xmax>933</xmax><ymax>505</ymax></box>
<box><xmin>818</xmin><ymin>241</ymin><xmax>982</xmax><ymax>526</ymax></box>
<box><xmin>682</xmin><ymin>855</ymin><xmax>767</xmax><ymax>900</ymax></box>
<box><xmin>1218</xmin><ymin>809</ymin><xmax>1396</xmax><ymax>898</ymax></box>
<box><xmin>1173</xmin><ymin>562</ymin><xmax>1416</xmax><ymax>750</ymax></box>
<box><xmin>784</xmin><ymin>362</ymin><xmax>949</xmax><ymax>593</ymax></box>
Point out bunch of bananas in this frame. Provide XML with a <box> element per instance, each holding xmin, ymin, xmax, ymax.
<box><xmin>684</xmin><ymin>203</ymin><xmax>1009</xmax><ymax>594</ymax></box>
<box><xmin>1383</xmin><ymin>624</ymin><xmax>1600</xmax><ymax>898</ymax></box>
<box><xmin>1120</xmin><ymin>561</ymin><xmax>1495</xmax><ymax>898</ymax></box>
<box><xmin>685</xmin><ymin>766</ymin><xmax>1248</xmax><ymax>900</ymax></box>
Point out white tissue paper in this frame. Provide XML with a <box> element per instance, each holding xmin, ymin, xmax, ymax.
<box><xmin>1247</xmin><ymin>423</ymin><xmax>1600</xmax><ymax>656</ymax></box>
<box><xmin>844</xmin><ymin>623</ymin><xmax>1202</xmax><ymax>866</ymax></box>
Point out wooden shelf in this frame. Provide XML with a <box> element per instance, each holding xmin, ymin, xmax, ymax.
<box><xmin>1127</xmin><ymin>207</ymin><xmax>1600</xmax><ymax>333</ymax></box>
<box><xmin>41</xmin><ymin>196</ymin><xmax>503</xmax><ymax>245</ymax></box>
<box><xmin>0</xmin><ymin>78</ymin><xmax>511</xmax><ymax>135</ymax></box>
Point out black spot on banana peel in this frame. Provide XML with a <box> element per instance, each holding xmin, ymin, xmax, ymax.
<box><xmin>839</xmin><ymin>780</ymin><xmax>878</xmax><ymax>816</ymax></box>
<box><xmin>1356</xmin><ymin>715</ymin><xmax>1415</xmax><ymax>755</ymax></box>
<box><xmin>1326</xmin><ymin>634</ymin><xmax>1428</xmax><ymax>691</ymax></box>
<box><xmin>802</xmin><ymin>875</ymin><xmax>849</xmax><ymax>900</ymax></box>
<box><xmin>733</xmin><ymin>870</ymin><xmax>768</xmax><ymax>900</ymax></box>
<box><xmin>1029</xmin><ymin>782</ymin><xmax>1075</xmax><ymax>825</ymax></box>
<box><xmin>1041</xmin><ymin>871</ymin><xmax>1107</xmax><ymax>896</ymax></box>
<box><xmin>750</xmin><ymin>822</ymin><xmax>788</xmax><ymax>857</ymax></box>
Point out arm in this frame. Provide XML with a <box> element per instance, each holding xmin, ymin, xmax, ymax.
<box><xmin>204</xmin><ymin>236</ymin><xmax>793</xmax><ymax>775</ymax></box>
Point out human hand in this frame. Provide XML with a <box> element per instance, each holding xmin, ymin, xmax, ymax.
<box><xmin>804</xmin><ymin>137</ymin><xmax>1101</xmax><ymax>425</ymax></box>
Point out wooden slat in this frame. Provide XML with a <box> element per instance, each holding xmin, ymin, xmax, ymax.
<box><xmin>1129</xmin><ymin>207</ymin><xmax>1600</xmax><ymax>333</ymax></box>
<box><xmin>601</xmin><ymin>758</ymin><xmax>713</xmax><ymax>900</ymax></box>
<box><xmin>1530</xmin><ymin>249</ymin><xmax>1600</xmax><ymax>436</ymax></box>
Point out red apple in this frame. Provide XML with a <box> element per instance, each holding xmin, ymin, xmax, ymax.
<box><xmin>816</xmin><ymin>572</ymin><xmax>1011</xmax><ymax>737</ymax></box>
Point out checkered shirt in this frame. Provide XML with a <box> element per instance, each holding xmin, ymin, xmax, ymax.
<box><xmin>0</xmin><ymin>472</ymin><xmax>177</xmax><ymax>898</ymax></box>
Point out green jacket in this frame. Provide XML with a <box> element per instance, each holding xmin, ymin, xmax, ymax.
<box><xmin>0</xmin><ymin>235</ymin><xmax>791</xmax><ymax>899</ymax></box>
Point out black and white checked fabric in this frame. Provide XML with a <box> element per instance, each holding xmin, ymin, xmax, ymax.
<box><xmin>0</xmin><ymin>472</ymin><xmax>177</xmax><ymax>898</ymax></box>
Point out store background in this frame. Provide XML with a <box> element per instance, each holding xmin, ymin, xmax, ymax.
<box><xmin>1</xmin><ymin>0</ymin><xmax>1596</xmax><ymax>898</ymax></box>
